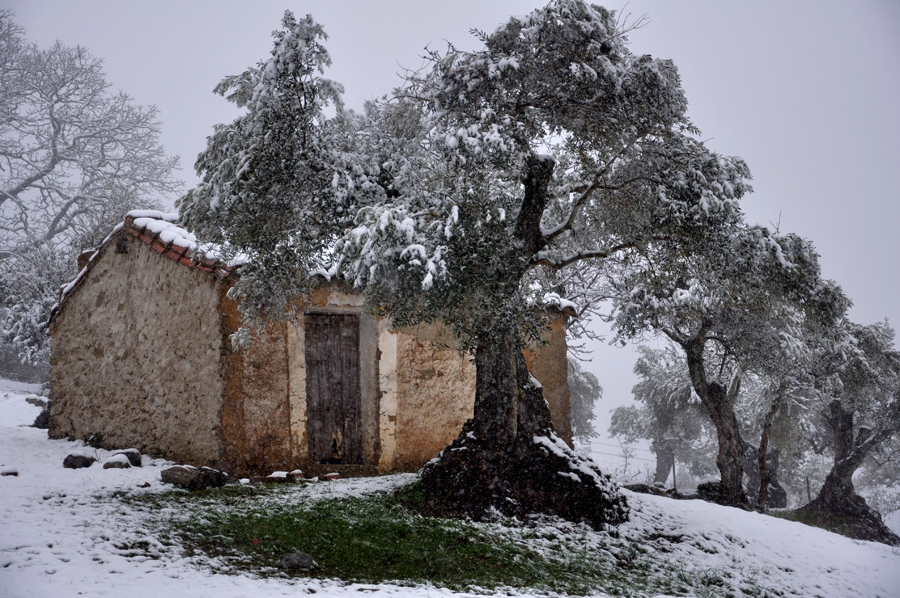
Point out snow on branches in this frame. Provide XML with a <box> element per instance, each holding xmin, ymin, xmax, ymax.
<box><xmin>0</xmin><ymin>12</ymin><xmax>179</xmax><ymax>366</ymax></box>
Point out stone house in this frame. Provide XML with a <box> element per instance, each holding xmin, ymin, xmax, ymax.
<box><xmin>48</xmin><ymin>212</ymin><xmax>573</xmax><ymax>477</ymax></box>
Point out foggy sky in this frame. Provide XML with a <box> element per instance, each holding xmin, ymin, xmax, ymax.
<box><xmin>8</xmin><ymin>0</ymin><xmax>900</xmax><ymax>443</ymax></box>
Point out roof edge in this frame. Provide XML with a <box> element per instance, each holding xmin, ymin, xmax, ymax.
<box><xmin>49</xmin><ymin>215</ymin><xmax>238</xmax><ymax>328</ymax></box>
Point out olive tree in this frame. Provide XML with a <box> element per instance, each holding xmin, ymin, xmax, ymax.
<box><xmin>182</xmin><ymin>1</ymin><xmax>753</xmax><ymax>525</ymax></box>
<box><xmin>610</xmin><ymin>227</ymin><xmax>846</xmax><ymax>505</ymax></box>
<box><xmin>798</xmin><ymin>320</ymin><xmax>900</xmax><ymax>544</ymax></box>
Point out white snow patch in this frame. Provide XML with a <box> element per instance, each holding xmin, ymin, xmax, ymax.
<box><xmin>542</xmin><ymin>291</ymin><xmax>578</xmax><ymax>313</ymax></box>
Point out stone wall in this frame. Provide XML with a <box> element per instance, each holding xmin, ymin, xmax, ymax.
<box><xmin>49</xmin><ymin>233</ymin><xmax>225</xmax><ymax>465</ymax></box>
<box><xmin>228</xmin><ymin>322</ymin><xmax>294</xmax><ymax>474</ymax></box>
<box><xmin>524</xmin><ymin>314</ymin><xmax>573</xmax><ymax>446</ymax></box>
<box><xmin>376</xmin><ymin>321</ymin><xmax>399</xmax><ymax>472</ymax></box>
<box><xmin>392</xmin><ymin>328</ymin><xmax>477</xmax><ymax>471</ymax></box>
<box><xmin>50</xmin><ymin>256</ymin><xmax>573</xmax><ymax>477</ymax></box>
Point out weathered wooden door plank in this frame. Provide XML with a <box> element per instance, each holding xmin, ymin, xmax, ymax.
<box><xmin>305</xmin><ymin>313</ymin><xmax>361</xmax><ymax>464</ymax></box>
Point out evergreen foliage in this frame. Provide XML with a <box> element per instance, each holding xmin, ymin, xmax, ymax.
<box><xmin>568</xmin><ymin>358</ymin><xmax>603</xmax><ymax>442</ymax></box>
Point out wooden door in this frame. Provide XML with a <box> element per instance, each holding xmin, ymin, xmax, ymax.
<box><xmin>304</xmin><ymin>313</ymin><xmax>362</xmax><ymax>464</ymax></box>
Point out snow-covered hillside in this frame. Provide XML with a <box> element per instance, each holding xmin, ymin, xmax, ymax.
<box><xmin>1</xmin><ymin>379</ymin><xmax>898</xmax><ymax>597</ymax></box>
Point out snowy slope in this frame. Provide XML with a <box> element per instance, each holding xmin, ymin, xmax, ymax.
<box><xmin>1</xmin><ymin>379</ymin><xmax>898</xmax><ymax>598</ymax></box>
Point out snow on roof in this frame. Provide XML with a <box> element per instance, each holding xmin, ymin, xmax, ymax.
<box><xmin>130</xmin><ymin>211</ymin><xmax>197</xmax><ymax>250</ymax></box>
<box><xmin>50</xmin><ymin>211</ymin><xmax>242</xmax><ymax>324</ymax></box>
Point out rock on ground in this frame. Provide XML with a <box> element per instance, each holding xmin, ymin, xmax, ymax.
<box><xmin>111</xmin><ymin>449</ymin><xmax>142</xmax><ymax>467</ymax></box>
<box><xmin>160</xmin><ymin>466</ymin><xmax>228</xmax><ymax>491</ymax></box>
<box><xmin>279</xmin><ymin>552</ymin><xmax>318</xmax><ymax>571</ymax></box>
<box><xmin>103</xmin><ymin>454</ymin><xmax>132</xmax><ymax>469</ymax></box>
<box><xmin>63</xmin><ymin>454</ymin><xmax>95</xmax><ymax>469</ymax></box>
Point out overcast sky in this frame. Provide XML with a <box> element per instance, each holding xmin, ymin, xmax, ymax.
<box><xmin>9</xmin><ymin>0</ymin><xmax>900</xmax><ymax>451</ymax></box>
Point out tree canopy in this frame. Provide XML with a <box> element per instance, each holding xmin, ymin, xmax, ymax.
<box><xmin>180</xmin><ymin>1</ymin><xmax>857</xmax><ymax>524</ymax></box>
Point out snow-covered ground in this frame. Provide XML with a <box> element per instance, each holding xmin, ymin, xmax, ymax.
<box><xmin>2</xmin><ymin>378</ymin><xmax>899</xmax><ymax>598</ymax></box>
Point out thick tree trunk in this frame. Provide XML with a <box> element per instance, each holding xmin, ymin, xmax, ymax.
<box><xmin>471</xmin><ymin>334</ymin><xmax>522</xmax><ymax>448</ymax></box>
<box><xmin>812</xmin><ymin>400</ymin><xmax>871</xmax><ymax>514</ymax></box>
<box><xmin>754</xmin><ymin>394</ymin><xmax>779</xmax><ymax>509</ymax></box>
<box><xmin>682</xmin><ymin>338</ymin><xmax>747</xmax><ymax>506</ymax></box>
<box><xmin>651</xmin><ymin>439</ymin><xmax>675</xmax><ymax>485</ymax></box>
<box><xmin>744</xmin><ymin>440</ymin><xmax>787</xmax><ymax>509</ymax></box>
<box><xmin>420</xmin><ymin>326</ymin><xmax>629</xmax><ymax>529</ymax></box>
<box><xmin>799</xmin><ymin>399</ymin><xmax>899</xmax><ymax>545</ymax></box>
<box><xmin>418</xmin><ymin>154</ymin><xmax>629</xmax><ymax>528</ymax></box>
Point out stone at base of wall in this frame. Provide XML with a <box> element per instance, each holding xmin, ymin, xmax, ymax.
<box><xmin>160</xmin><ymin>466</ymin><xmax>228</xmax><ymax>491</ymax></box>
<box><xmin>63</xmin><ymin>454</ymin><xmax>95</xmax><ymax>469</ymax></box>
<box><xmin>110</xmin><ymin>449</ymin><xmax>142</xmax><ymax>467</ymax></box>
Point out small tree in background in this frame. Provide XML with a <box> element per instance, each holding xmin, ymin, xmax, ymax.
<box><xmin>609</xmin><ymin>344</ymin><xmax>716</xmax><ymax>485</ymax></box>
<box><xmin>568</xmin><ymin>358</ymin><xmax>603</xmax><ymax>443</ymax></box>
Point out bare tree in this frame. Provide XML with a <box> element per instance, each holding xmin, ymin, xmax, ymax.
<box><xmin>0</xmin><ymin>11</ymin><xmax>181</xmax><ymax>365</ymax></box>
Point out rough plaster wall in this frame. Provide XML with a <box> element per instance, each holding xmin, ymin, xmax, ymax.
<box><xmin>524</xmin><ymin>315</ymin><xmax>573</xmax><ymax>446</ymax></box>
<box><xmin>377</xmin><ymin>322</ymin><xmax>399</xmax><ymax>472</ymax></box>
<box><xmin>218</xmin><ymin>293</ymin><xmax>246</xmax><ymax>473</ymax></box>
<box><xmin>237</xmin><ymin>322</ymin><xmax>293</xmax><ymax>474</ymax></box>
<box><xmin>48</xmin><ymin>235</ymin><xmax>224</xmax><ymax>464</ymax></box>
<box><xmin>308</xmin><ymin>286</ymin><xmax>364</xmax><ymax>310</ymax></box>
<box><xmin>286</xmin><ymin>319</ymin><xmax>309</xmax><ymax>463</ymax></box>
<box><xmin>393</xmin><ymin>328</ymin><xmax>476</xmax><ymax>471</ymax></box>
<box><xmin>358</xmin><ymin>314</ymin><xmax>380</xmax><ymax>465</ymax></box>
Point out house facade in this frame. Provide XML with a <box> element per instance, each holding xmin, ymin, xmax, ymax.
<box><xmin>48</xmin><ymin>212</ymin><xmax>572</xmax><ymax>477</ymax></box>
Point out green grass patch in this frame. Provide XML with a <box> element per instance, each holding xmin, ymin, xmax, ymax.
<box><xmin>117</xmin><ymin>480</ymin><xmax>748</xmax><ymax>596</ymax></box>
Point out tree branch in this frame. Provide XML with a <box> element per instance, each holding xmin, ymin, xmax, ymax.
<box><xmin>528</xmin><ymin>241</ymin><xmax>637</xmax><ymax>271</ymax></box>
<box><xmin>540</xmin><ymin>140</ymin><xmax>642</xmax><ymax>243</ymax></box>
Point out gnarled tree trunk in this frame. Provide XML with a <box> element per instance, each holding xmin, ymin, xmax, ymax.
<box><xmin>799</xmin><ymin>399</ymin><xmax>899</xmax><ymax>545</ymax></box>
<box><xmin>754</xmin><ymin>394</ymin><xmax>787</xmax><ymax>509</ymax></box>
<box><xmin>811</xmin><ymin>400</ymin><xmax>874</xmax><ymax>513</ymax></box>
<box><xmin>682</xmin><ymin>337</ymin><xmax>748</xmax><ymax>506</ymax></box>
<box><xmin>420</xmin><ymin>327</ymin><xmax>629</xmax><ymax>528</ymax></box>
<box><xmin>651</xmin><ymin>439</ymin><xmax>676</xmax><ymax>485</ymax></box>
<box><xmin>744</xmin><ymin>441</ymin><xmax>787</xmax><ymax>510</ymax></box>
<box><xmin>420</xmin><ymin>154</ymin><xmax>630</xmax><ymax>529</ymax></box>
